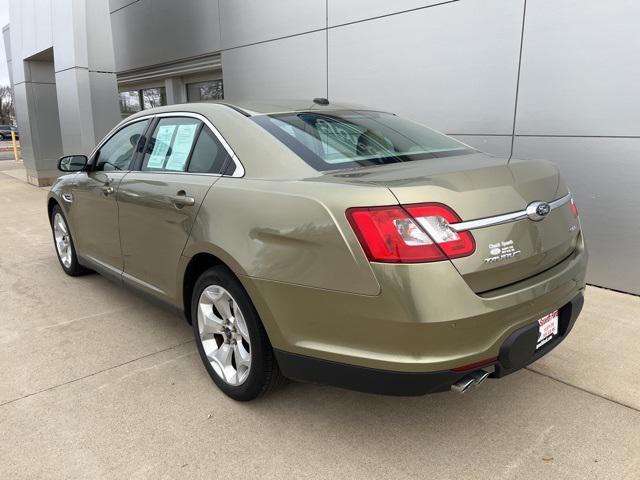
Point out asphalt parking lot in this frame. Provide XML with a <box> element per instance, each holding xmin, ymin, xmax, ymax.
<box><xmin>1</xmin><ymin>165</ymin><xmax>639</xmax><ymax>479</ymax></box>
<box><xmin>0</xmin><ymin>138</ymin><xmax>20</xmax><ymax>162</ymax></box>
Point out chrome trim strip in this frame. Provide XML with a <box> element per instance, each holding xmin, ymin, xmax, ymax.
<box><xmin>548</xmin><ymin>192</ymin><xmax>572</xmax><ymax>210</ymax></box>
<box><xmin>450</xmin><ymin>210</ymin><xmax>528</xmax><ymax>232</ymax></box>
<box><xmin>88</xmin><ymin>111</ymin><xmax>245</xmax><ymax>178</ymax></box>
<box><xmin>126</xmin><ymin>170</ymin><xmax>223</xmax><ymax>178</ymax></box>
<box><xmin>451</xmin><ymin>193</ymin><xmax>571</xmax><ymax>232</ymax></box>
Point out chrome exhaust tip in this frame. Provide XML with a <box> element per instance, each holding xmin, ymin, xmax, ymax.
<box><xmin>470</xmin><ymin>369</ymin><xmax>490</xmax><ymax>387</ymax></box>
<box><xmin>451</xmin><ymin>369</ymin><xmax>491</xmax><ymax>394</ymax></box>
<box><xmin>451</xmin><ymin>375</ymin><xmax>475</xmax><ymax>394</ymax></box>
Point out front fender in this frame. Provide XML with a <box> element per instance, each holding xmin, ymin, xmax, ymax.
<box><xmin>47</xmin><ymin>174</ymin><xmax>77</xmax><ymax>225</ymax></box>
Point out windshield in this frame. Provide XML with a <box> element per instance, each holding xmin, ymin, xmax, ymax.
<box><xmin>251</xmin><ymin>110</ymin><xmax>473</xmax><ymax>171</ymax></box>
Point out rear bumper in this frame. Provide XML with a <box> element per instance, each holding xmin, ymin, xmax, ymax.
<box><xmin>494</xmin><ymin>291</ymin><xmax>583</xmax><ymax>377</ymax></box>
<box><xmin>275</xmin><ymin>292</ymin><xmax>584</xmax><ymax>395</ymax></box>
<box><xmin>244</xmin><ymin>231</ymin><xmax>587</xmax><ymax>373</ymax></box>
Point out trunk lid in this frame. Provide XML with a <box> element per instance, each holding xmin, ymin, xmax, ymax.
<box><xmin>323</xmin><ymin>153</ymin><xmax>580</xmax><ymax>293</ymax></box>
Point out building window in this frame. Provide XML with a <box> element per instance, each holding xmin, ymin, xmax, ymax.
<box><xmin>119</xmin><ymin>87</ymin><xmax>167</xmax><ymax>117</ymax></box>
<box><xmin>119</xmin><ymin>90</ymin><xmax>142</xmax><ymax>116</ymax></box>
<box><xmin>187</xmin><ymin>80</ymin><xmax>224</xmax><ymax>102</ymax></box>
<box><xmin>141</xmin><ymin>87</ymin><xmax>167</xmax><ymax>109</ymax></box>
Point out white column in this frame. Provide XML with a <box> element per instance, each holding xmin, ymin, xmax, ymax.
<box><xmin>52</xmin><ymin>0</ymin><xmax>121</xmax><ymax>156</ymax></box>
<box><xmin>165</xmin><ymin>77</ymin><xmax>186</xmax><ymax>105</ymax></box>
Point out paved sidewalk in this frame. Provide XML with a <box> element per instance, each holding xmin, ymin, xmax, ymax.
<box><xmin>0</xmin><ymin>162</ymin><xmax>26</xmax><ymax>181</ymax></box>
<box><xmin>1</xmin><ymin>169</ymin><xmax>639</xmax><ymax>479</ymax></box>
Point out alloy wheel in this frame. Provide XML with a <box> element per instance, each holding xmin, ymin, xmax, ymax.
<box><xmin>53</xmin><ymin>212</ymin><xmax>72</xmax><ymax>268</ymax></box>
<box><xmin>197</xmin><ymin>285</ymin><xmax>252</xmax><ymax>386</ymax></box>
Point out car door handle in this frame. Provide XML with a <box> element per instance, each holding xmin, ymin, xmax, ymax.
<box><xmin>169</xmin><ymin>193</ymin><xmax>195</xmax><ymax>207</ymax></box>
<box><xmin>102</xmin><ymin>186</ymin><xmax>114</xmax><ymax>195</ymax></box>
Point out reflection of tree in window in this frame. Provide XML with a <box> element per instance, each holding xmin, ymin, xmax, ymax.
<box><xmin>119</xmin><ymin>91</ymin><xmax>141</xmax><ymax>116</ymax></box>
<box><xmin>142</xmin><ymin>88</ymin><xmax>166</xmax><ymax>109</ymax></box>
<box><xmin>307</xmin><ymin>115</ymin><xmax>395</xmax><ymax>161</ymax></box>
<box><xmin>256</xmin><ymin>111</ymin><xmax>471</xmax><ymax>170</ymax></box>
<box><xmin>199</xmin><ymin>81</ymin><xmax>223</xmax><ymax>100</ymax></box>
<box><xmin>187</xmin><ymin>80</ymin><xmax>224</xmax><ymax>101</ymax></box>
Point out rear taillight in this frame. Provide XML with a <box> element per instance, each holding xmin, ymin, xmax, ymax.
<box><xmin>564</xmin><ymin>181</ymin><xmax>579</xmax><ymax>219</ymax></box>
<box><xmin>403</xmin><ymin>204</ymin><xmax>476</xmax><ymax>259</ymax></box>
<box><xmin>569</xmin><ymin>196</ymin><xmax>579</xmax><ymax>218</ymax></box>
<box><xmin>346</xmin><ymin>203</ymin><xmax>475</xmax><ymax>263</ymax></box>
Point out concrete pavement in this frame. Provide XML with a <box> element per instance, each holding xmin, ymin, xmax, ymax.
<box><xmin>1</xmin><ymin>164</ymin><xmax>639</xmax><ymax>480</ymax></box>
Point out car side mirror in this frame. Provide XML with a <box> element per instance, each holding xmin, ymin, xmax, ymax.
<box><xmin>58</xmin><ymin>155</ymin><xmax>88</xmax><ymax>172</ymax></box>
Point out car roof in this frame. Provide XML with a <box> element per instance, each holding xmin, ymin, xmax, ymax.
<box><xmin>129</xmin><ymin>99</ymin><xmax>390</xmax><ymax>118</ymax></box>
<box><xmin>217</xmin><ymin>99</ymin><xmax>378</xmax><ymax>115</ymax></box>
<box><xmin>119</xmin><ymin>100</ymin><xmax>396</xmax><ymax>179</ymax></box>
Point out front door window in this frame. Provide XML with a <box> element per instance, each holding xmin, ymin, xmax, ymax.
<box><xmin>95</xmin><ymin>120</ymin><xmax>149</xmax><ymax>171</ymax></box>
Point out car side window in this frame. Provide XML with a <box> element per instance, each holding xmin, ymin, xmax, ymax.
<box><xmin>142</xmin><ymin>117</ymin><xmax>201</xmax><ymax>172</ymax></box>
<box><xmin>187</xmin><ymin>127</ymin><xmax>230</xmax><ymax>174</ymax></box>
<box><xmin>95</xmin><ymin>120</ymin><xmax>149</xmax><ymax>172</ymax></box>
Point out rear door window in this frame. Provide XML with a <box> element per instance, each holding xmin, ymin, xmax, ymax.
<box><xmin>142</xmin><ymin>117</ymin><xmax>201</xmax><ymax>172</ymax></box>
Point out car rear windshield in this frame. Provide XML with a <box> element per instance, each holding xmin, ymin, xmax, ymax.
<box><xmin>251</xmin><ymin>110</ymin><xmax>473</xmax><ymax>171</ymax></box>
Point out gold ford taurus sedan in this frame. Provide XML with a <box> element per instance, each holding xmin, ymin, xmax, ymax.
<box><xmin>47</xmin><ymin>99</ymin><xmax>587</xmax><ymax>400</ymax></box>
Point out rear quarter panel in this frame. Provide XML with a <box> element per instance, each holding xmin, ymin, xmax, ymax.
<box><xmin>183</xmin><ymin>176</ymin><xmax>398</xmax><ymax>296</ymax></box>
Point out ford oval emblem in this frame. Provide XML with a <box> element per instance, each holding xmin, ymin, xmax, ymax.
<box><xmin>526</xmin><ymin>201</ymin><xmax>551</xmax><ymax>221</ymax></box>
<box><xmin>536</xmin><ymin>203</ymin><xmax>551</xmax><ymax>217</ymax></box>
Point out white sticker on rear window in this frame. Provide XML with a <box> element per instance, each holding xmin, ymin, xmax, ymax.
<box><xmin>147</xmin><ymin>124</ymin><xmax>176</xmax><ymax>169</ymax></box>
<box><xmin>165</xmin><ymin>123</ymin><xmax>198</xmax><ymax>171</ymax></box>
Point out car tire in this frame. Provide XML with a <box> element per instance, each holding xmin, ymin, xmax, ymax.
<box><xmin>50</xmin><ymin>204</ymin><xmax>90</xmax><ymax>276</ymax></box>
<box><xmin>192</xmin><ymin>266</ymin><xmax>285</xmax><ymax>401</ymax></box>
